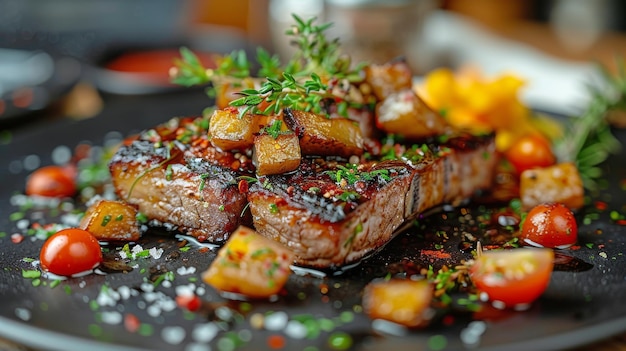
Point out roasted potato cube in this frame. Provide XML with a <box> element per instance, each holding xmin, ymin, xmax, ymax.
<box><xmin>215</xmin><ymin>77</ymin><xmax>262</xmax><ymax>109</ymax></box>
<box><xmin>376</xmin><ymin>89</ymin><xmax>450</xmax><ymax>139</ymax></box>
<box><xmin>202</xmin><ymin>226</ymin><xmax>294</xmax><ymax>299</ymax></box>
<box><xmin>364</xmin><ymin>59</ymin><xmax>414</xmax><ymax>100</ymax></box>
<box><xmin>253</xmin><ymin>133</ymin><xmax>301</xmax><ymax>175</ymax></box>
<box><xmin>363</xmin><ymin>278</ymin><xmax>434</xmax><ymax>328</ymax></box>
<box><xmin>79</xmin><ymin>200</ymin><xmax>141</xmax><ymax>241</ymax></box>
<box><xmin>520</xmin><ymin>162</ymin><xmax>584</xmax><ymax>211</ymax></box>
<box><xmin>284</xmin><ymin>109</ymin><xmax>363</xmax><ymax>157</ymax></box>
<box><xmin>209</xmin><ymin>108</ymin><xmax>261</xmax><ymax>151</ymax></box>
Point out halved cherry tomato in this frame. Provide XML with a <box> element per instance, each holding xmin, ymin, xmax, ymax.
<box><xmin>470</xmin><ymin>248</ymin><xmax>553</xmax><ymax>309</ymax></box>
<box><xmin>26</xmin><ymin>165</ymin><xmax>77</xmax><ymax>198</ymax></box>
<box><xmin>40</xmin><ymin>228</ymin><xmax>102</xmax><ymax>276</ymax></box>
<box><xmin>521</xmin><ymin>203</ymin><xmax>578</xmax><ymax>249</ymax></box>
<box><xmin>505</xmin><ymin>134</ymin><xmax>555</xmax><ymax>174</ymax></box>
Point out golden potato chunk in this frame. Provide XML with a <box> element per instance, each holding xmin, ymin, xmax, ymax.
<box><xmin>363</xmin><ymin>278</ymin><xmax>434</xmax><ymax>328</ymax></box>
<box><xmin>520</xmin><ymin>162</ymin><xmax>584</xmax><ymax>211</ymax></box>
<box><xmin>253</xmin><ymin>133</ymin><xmax>301</xmax><ymax>176</ymax></box>
<box><xmin>79</xmin><ymin>200</ymin><xmax>141</xmax><ymax>241</ymax></box>
<box><xmin>209</xmin><ymin>108</ymin><xmax>261</xmax><ymax>151</ymax></box>
<box><xmin>202</xmin><ymin>226</ymin><xmax>295</xmax><ymax>299</ymax></box>
<box><xmin>364</xmin><ymin>59</ymin><xmax>414</xmax><ymax>100</ymax></box>
<box><xmin>284</xmin><ymin>109</ymin><xmax>363</xmax><ymax>158</ymax></box>
<box><xmin>376</xmin><ymin>89</ymin><xmax>450</xmax><ymax>139</ymax></box>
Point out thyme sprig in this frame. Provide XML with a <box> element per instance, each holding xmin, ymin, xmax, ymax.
<box><xmin>285</xmin><ymin>14</ymin><xmax>364</xmax><ymax>82</ymax></box>
<box><xmin>230</xmin><ymin>72</ymin><xmax>354</xmax><ymax>118</ymax></box>
<box><xmin>171</xmin><ymin>15</ymin><xmax>366</xmax><ymax>118</ymax></box>
<box><xmin>554</xmin><ymin>58</ymin><xmax>626</xmax><ymax>190</ymax></box>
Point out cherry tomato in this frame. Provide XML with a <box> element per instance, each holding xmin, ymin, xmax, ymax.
<box><xmin>521</xmin><ymin>203</ymin><xmax>578</xmax><ymax>249</ymax></box>
<box><xmin>505</xmin><ymin>134</ymin><xmax>555</xmax><ymax>174</ymax></box>
<box><xmin>39</xmin><ymin>228</ymin><xmax>102</xmax><ymax>276</ymax></box>
<box><xmin>470</xmin><ymin>248</ymin><xmax>553</xmax><ymax>309</ymax></box>
<box><xmin>26</xmin><ymin>165</ymin><xmax>77</xmax><ymax>198</ymax></box>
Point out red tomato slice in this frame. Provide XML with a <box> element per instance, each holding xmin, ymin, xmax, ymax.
<box><xmin>26</xmin><ymin>165</ymin><xmax>77</xmax><ymax>198</ymax></box>
<box><xmin>521</xmin><ymin>203</ymin><xmax>578</xmax><ymax>249</ymax></box>
<box><xmin>470</xmin><ymin>248</ymin><xmax>554</xmax><ymax>309</ymax></box>
<box><xmin>40</xmin><ymin>228</ymin><xmax>102</xmax><ymax>276</ymax></box>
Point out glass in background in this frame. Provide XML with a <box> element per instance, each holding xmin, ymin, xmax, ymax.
<box><xmin>268</xmin><ymin>0</ymin><xmax>439</xmax><ymax>74</ymax></box>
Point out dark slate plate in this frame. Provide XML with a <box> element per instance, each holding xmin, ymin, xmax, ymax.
<box><xmin>0</xmin><ymin>92</ymin><xmax>625</xmax><ymax>351</ymax></box>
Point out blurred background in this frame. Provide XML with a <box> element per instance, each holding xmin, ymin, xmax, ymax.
<box><xmin>1</xmin><ymin>0</ymin><xmax>626</xmax><ymax>126</ymax></box>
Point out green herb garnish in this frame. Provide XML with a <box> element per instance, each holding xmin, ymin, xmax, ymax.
<box><xmin>325</xmin><ymin>163</ymin><xmax>391</xmax><ymax>185</ymax></box>
<box><xmin>171</xmin><ymin>14</ymin><xmax>367</xmax><ymax>118</ymax></box>
<box><xmin>554</xmin><ymin>58</ymin><xmax>626</xmax><ymax>190</ymax></box>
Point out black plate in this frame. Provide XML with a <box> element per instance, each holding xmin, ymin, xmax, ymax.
<box><xmin>1</xmin><ymin>92</ymin><xmax>625</xmax><ymax>351</ymax></box>
<box><xmin>0</xmin><ymin>49</ymin><xmax>82</xmax><ymax>122</ymax></box>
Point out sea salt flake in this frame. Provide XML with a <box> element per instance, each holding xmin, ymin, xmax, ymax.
<box><xmin>101</xmin><ymin>311</ymin><xmax>123</xmax><ymax>325</ymax></box>
<box><xmin>147</xmin><ymin>304</ymin><xmax>161</xmax><ymax>317</ymax></box>
<box><xmin>191</xmin><ymin>322</ymin><xmax>219</xmax><ymax>343</ymax></box>
<box><xmin>177</xmin><ymin>266</ymin><xmax>197</xmax><ymax>275</ymax></box>
<box><xmin>118</xmin><ymin>285</ymin><xmax>132</xmax><ymax>300</ymax></box>
<box><xmin>149</xmin><ymin>247</ymin><xmax>164</xmax><ymax>259</ymax></box>
<box><xmin>162</xmin><ymin>326</ymin><xmax>186</xmax><ymax>345</ymax></box>
<box><xmin>131</xmin><ymin>245</ymin><xmax>144</xmax><ymax>255</ymax></box>
<box><xmin>264</xmin><ymin>311</ymin><xmax>288</xmax><ymax>331</ymax></box>
<box><xmin>285</xmin><ymin>320</ymin><xmax>307</xmax><ymax>339</ymax></box>
<box><xmin>175</xmin><ymin>284</ymin><xmax>196</xmax><ymax>297</ymax></box>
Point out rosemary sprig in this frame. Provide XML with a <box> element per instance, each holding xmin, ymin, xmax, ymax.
<box><xmin>554</xmin><ymin>58</ymin><xmax>625</xmax><ymax>190</ymax></box>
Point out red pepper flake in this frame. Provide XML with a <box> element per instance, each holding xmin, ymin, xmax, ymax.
<box><xmin>176</xmin><ymin>294</ymin><xmax>202</xmax><ymax>312</ymax></box>
<box><xmin>442</xmin><ymin>315</ymin><xmax>455</xmax><ymax>326</ymax></box>
<box><xmin>594</xmin><ymin>201</ymin><xmax>608</xmax><ymax>211</ymax></box>
<box><xmin>267</xmin><ymin>334</ymin><xmax>286</xmax><ymax>349</ymax></box>
<box><xmin>198</xmin><ymin>247</ymin><xmax>210</xmax><ymax>253</ymax></box>
<box><xmin>420</xmin><ymin>249</ymin><xmax>452</xmax><ymax>259</ymax></box>
<box><xmin>598</xmin><ymin>244</ymin><xmax>605</xmax><ymax>249</ymax></box>
<box><xmin>238</xmin><ymin>179</ymin><xmax>249</xmax><ymax>193</ymax></box>
<box><xmin>11</xmin><ymin>233</ymin><xmax>24</xmax><ymax>244</ymax></box>
<box><xmin>617</xmin><ymin>219</ymin><xmax>626</xmax><ymax>226</ymax></box>
<box><xmin>124</xmin><ymin>313</ymin><xmax>140</xmax><ymax>333</ymax></box>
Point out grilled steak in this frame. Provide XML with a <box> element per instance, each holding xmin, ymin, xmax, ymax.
<box><xmin>109</xmin><ymin>117</ymin><xmax>253</xmax><ymax>242</ymax></box>
<box><xmin>246</xmin><ymin>133</ymin><xmax>496</xmax><ymax>268</ymax></box>
<box><xmin>109</xmin><ymin>112</ymin><xmax>497</xmax><ymax>268</ymax></box>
